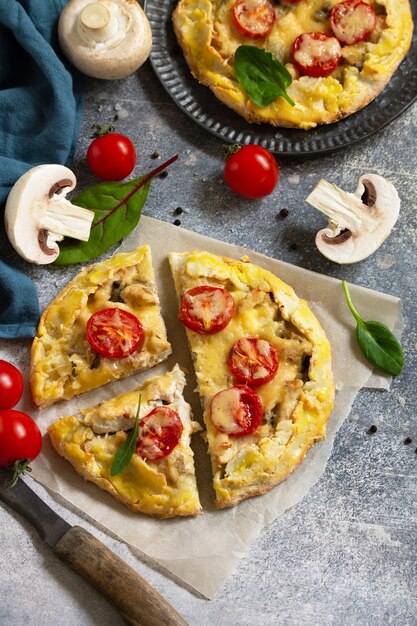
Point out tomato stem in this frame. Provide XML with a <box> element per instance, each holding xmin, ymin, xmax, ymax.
<box><xmin>7</xmin><ymin>459</ymin><xmax>32</xmax><ymax>488</ymax></box>
<box><xmin>91</xmin><ymin>154</ymin><xmax>179</xmax><ymax>230</ymax></box>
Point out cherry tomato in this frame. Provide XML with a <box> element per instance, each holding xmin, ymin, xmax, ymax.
<box><xmin>210</xmin><ymin>385</ymin><xmax>263</xmax><ymax>437</ymax></box>
<box><xmin>224</xmin><ymin>145</ymin><xmax>279</xmax><ymax>199</ymax></box>
<box><xmin>136</xmin><ymin>407</ymin><xmax>183</xmax><ymax>461</ymax></box>
<box><xmin>0</xmin><ymin>360</ymin><xmax>24</xmax><ymax>410</ymax></box>
<box><xmin>292</xmin><ymin>32</ymin><xmax>342</xmax><ymax>78</ymax></box>
<box><xmin>228</xmin><ymin>338</ymin><xmax>279</xmax><ymax>386</ymax></box>
<box><xmin>87</xmin><ymin>132</ymin><xmax>136</xmax><ymax>181</ymax></box>
<box><xmin>0</xmin><ymin>409</ymin><xmax>42</xmax><ymax>468</ymax></box>
<box><xmin>232</xmin><ymin>0</ymin><xmax>276</xmax><ymax>39</ymax></box>
<box><xmin>180</xmin><ymin>286</ymin><xmax>235</xmax><ymax>334</ymax></box>
<box><xmin>330</xmin><ymin>0</ymin><xmax>376</xmax><ymax>45</ymax></box>
<box><xmin>86</xmin><ymin>308</ymin><xmax>144</xmax><ymax>359</ymax></box>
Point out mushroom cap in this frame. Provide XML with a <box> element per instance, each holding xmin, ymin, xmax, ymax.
<box><xmin>315</xmin><ymin>173</ymin><xmax>400</xmax><ymax>264</ymax></box>
<box><xmin>58</xmin><ymin>0</ymin><xmax>152</xmax><ymax>80</ymax></box>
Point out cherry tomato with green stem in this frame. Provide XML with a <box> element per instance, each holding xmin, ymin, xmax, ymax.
<box><xmin>224</xmin><ymin>144</ymin><xmax>280</xmax><ymax>199</ymax></box>
<box><xmin>0</xmin><ymin>409</ymin><xmax>42</xmax><ymax>485</ymax></box>
<box><xmin>87</xmin><ymin>132</ymin><xmax>136</xmax><ymax>181</ymax></box>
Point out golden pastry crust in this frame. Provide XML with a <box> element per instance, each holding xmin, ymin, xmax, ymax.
<box><xmin>173</xmin><ymin>0</ymin><xmax>413</xmax><ymax>129</ymax></box>
<box><xmin>48</xmin><ymin>366</ymin><xmax>202</xmax><ymax>518</ymax></box>
<box><xmin>169</xmin><ymin>250</ymin><xmax>335</xmax><ymax>508</ymax></box>
<box><xmin>31</xmin><ymin>246</ymin><xmax>171</xmax><ymax>408</ymax></box>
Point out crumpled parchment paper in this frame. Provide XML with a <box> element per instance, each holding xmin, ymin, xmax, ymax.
<box><xmin>24</xmin><ymin>217</ymin><xmax>402</xmax><ymax>598</ymax></box>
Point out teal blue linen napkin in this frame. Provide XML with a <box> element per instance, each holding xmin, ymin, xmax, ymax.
<box><xmin>0</xmin><ymin>0</ymin><xmax>84</xmax><ymax>338</ymax></box>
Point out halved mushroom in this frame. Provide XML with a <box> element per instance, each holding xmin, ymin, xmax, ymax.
<box><xmin>58</xmin><ymin>0</ymin><xmax>152</xmax><ymax>80</ymax></box>
<box><xmin>4</xmin><ymin>164</ymin><xmax>94</xmax><ymax>265</ymax></box>
<box><xmin>306</xmin><ymin>174</ymin><xmax>400</xmax><ymax>264</ymax></box>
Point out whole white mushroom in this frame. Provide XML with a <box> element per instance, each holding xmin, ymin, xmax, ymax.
<box><xmin>58</xmin><ymin>0</ymin><xmax>152</xmax><ymax>80</ymax></box>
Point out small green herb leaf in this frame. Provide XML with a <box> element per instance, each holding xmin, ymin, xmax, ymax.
<box><xmin>55</xmin><ymin>155</ymin><xmax>178</xmax><ymax>265</ymax></box>
<box><xmin>111</xmin><ymin>396</ymin><xmax>141</xmax><ymax>476</ymax></box>
<box><xmin>342</xmin><ymin>280</ymin><xmax>404</xmax><ymax>376</ymax></box>
<box><xmin>233</xmin><ymin>45</ymin><xmax>295</xmax><ymax>108</ymax></box>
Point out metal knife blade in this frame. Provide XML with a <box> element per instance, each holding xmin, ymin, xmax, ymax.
<box><xmin>0</xmin><ymin>468</ymin><xmax>188</xmax><ymax>626</ymax></box>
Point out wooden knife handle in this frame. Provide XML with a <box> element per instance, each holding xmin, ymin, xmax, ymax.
<box><xmin>54</xmin><ymin>525</ymin><xmax>188</xmax><ymax>626</ymax></box>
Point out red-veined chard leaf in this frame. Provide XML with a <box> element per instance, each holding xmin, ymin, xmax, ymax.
<box><xmin>55</xmin><ymin>155</ymin><xmax>178</xmax><ymax>265</ymax></box>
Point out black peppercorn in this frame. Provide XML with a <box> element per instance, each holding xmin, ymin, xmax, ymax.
<box><xmin>174</xmin><ymin>207</ymin><xmax>183</xmax><ymax>215</ymax></box>
<box><xmin>277</xmin><ymin>208</ymin><xmax>289</xmax><ymax>219</ymax></box>
<box><xmin>173</xmin><ymin>219</ymin><xmax>181</xmax><ymax>226</ymax></box>
<box><xmin>159</xmin><ymin>170</ymin><xmax>168</xmax><ymax>179</ymax></box>
<box><xmin>151</xmin><ymin>151</ymin><xmax>160</xmax><ymax>159</ymax></box>
<box><xmin>404</xmin><ymin>436</ymin><xmax>412</xmax><ymax>445</ymax></box>
<box><xmin>367</xmin><ymin>425</ymin><xmax>377</xmax><ymax>435</ymax></box>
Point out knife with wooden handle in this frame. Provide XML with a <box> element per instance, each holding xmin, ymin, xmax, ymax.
<box><xmin>0</xmin><ymin>469</ymin><xmax>188</xmax><ymax>626</ymax></box>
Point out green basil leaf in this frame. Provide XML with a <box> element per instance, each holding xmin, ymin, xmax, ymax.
<box><xmin>233</xmin><ymin>45</ymin><xmax>295</xmax><ymax>108</ymax></box>
<box><xmin>111</xmin><ymin>396</ymin><xmax>141</xmax><ymax>476</ymax></box>
<box><xmin>342</xmin><ymin>281</ymin><xmax>404</xmax><ymax>376</ymax></box>
<box><xmin>356</xmin><ymin>322</ymin><xmax>404</xmax><ymax>376</ymax></box>
<box><xmin>55</xmin><ymin>177</ymin><xmax>150</xmax><ymax>265</ymax></box>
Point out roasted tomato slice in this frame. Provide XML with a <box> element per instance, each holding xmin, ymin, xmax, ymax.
<box><xmin>232</xmin><ymin>0</ymin><xmax>276</xmax><ymax>39</ymax></box>
<box><xmin>86</xmin><ymin>308</ymin><xmax>144</xmax><ymax>359</ymax></box>
<box><xmin>180</xmin><ymin>286</ymin><xmax>235</xmax><ymax>334</ymax></box>
<box><xmin>228</xmin><ymin>338</ymin><xmax>279</xmax><ymax>386</ymax></box>
<box><xmin>136</xmin><ymin>407</ymin><xmax>183</xmax><ymax>461</ymax></box>
<box><xmin>210</xmin><ymin>385</ymin><xmax>263</xmax><ymax>437</ymax></box>
<box><xmin>330</xmin><ymin>0</ymin><xmax>376</xmax><ymax>45</ymax></box>
<box><xmin>292</xmin><ymin>32</ymin><xmax>342</xmax><ymax>78</ymax></box>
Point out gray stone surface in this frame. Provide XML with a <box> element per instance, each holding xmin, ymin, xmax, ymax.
<box><xmin>1</xmin><ymin>45</ymin><xmax>417</xmax><ymax>626</ymax></box>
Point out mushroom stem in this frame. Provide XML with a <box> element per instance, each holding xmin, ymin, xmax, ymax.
<box><xmin>79</xmin><ymin>2</ymin><xmax>120</xmax><ymax>43</ymax></box>
<box><xmin>40</xmin><ymin>196</ymin><xmax>93</xmax><ymax>242</ymax></box>
<box><xmin>306</xmin><ymin>179</ymin><xmax>376</xmax><ymax>235</ymax></box>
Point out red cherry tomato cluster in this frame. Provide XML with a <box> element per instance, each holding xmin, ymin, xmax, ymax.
<box><xmin>0</xmin><ymin>360</ymin><xmax>42</xmax><ymax>483</ymax></box>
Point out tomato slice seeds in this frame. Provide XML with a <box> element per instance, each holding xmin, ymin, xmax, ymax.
<box><xmin>86</xmin><ymin>308</ymin><xmax>144</xmax><ymax>359</ymax></box>
<box><xmin>228</xmin><ymin>337</ymin><xmax>279</xmax><ymax>386</ymax></box>
<box><xmin>210</xmin><ymin>385</ymin><xmax>263</xmax><ymax>437</ymax></box>
<box><xmin>330</xmin><ymin>0</ymin><xmax>376</xmax><ymax>45</ymax></box>
<box><xmin>180</xmin><ymin>286</ymin><xmax>235</xmax><ymax>334</ymax></box>
<box><xmin>233</xmin><ymin>0</ymin><xmax>276</xmax><ymax>39</ymax></box>
<box><xmin>136</xmin><ymin>407</ymin><xmax>183</xmax><ymax>461</ymax></box>
<box><xmin>292</xmin><ymin>32</ymin><xmax>342</xmax><ymax>78</ymax></box>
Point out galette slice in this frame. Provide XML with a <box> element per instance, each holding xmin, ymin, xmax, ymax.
<box><xmin>169</xmin><ymin>250</ymin><xmax>335</xmax><ymax>509</ymax></box>
<box><xmin>48</xmin><ymin>366</ymin><xmax>202</xmax><ymax>518</ymax></box>
<box><xmin>31</xmin><ymin>245</ymin><xmax>171</xmax><ymax>408</ymax></box>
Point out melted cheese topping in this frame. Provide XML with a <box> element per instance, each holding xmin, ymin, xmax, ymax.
<box><xmin>294</xmin><ymin>34</ymin><xmax>341</xmax><ymax>66</ymax></box>
<box><xmin>173</xmin><ymin>0</ymin><xmax>413</xmax><ymax>128</ymax></box>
